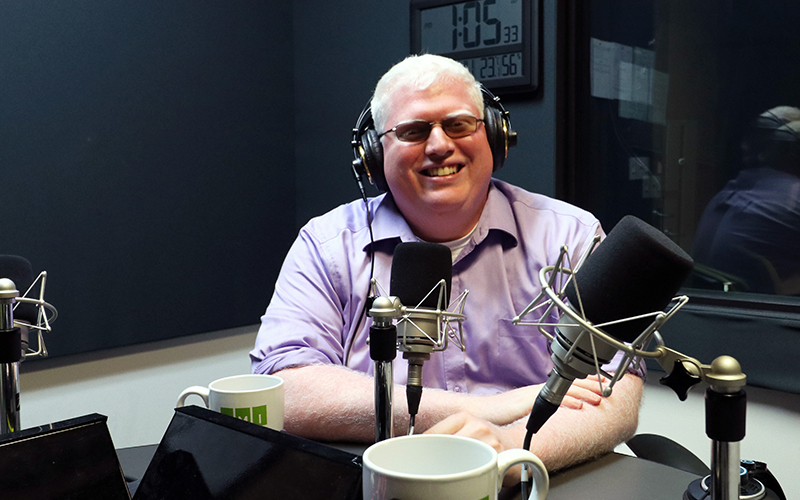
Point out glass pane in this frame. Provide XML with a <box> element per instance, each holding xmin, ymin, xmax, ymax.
<box><xmin>570</xmin><ymin>0</ymin><xmax>800</xmax><ymax>298</ymax></box>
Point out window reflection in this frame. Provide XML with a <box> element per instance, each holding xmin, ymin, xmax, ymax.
<box><xmin>566</xmin><ymin>0</ymin><xmax>800</xmax><ymax>299</ymax></box>
<box><xmin>692</xmin><ymin>108</ymin><xmax>800</xmax><ymax>295</ymax></box>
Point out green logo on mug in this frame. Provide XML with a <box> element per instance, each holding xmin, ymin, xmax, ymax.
<box><xmin>221</xmin><ymin>404</ymin><xmax>268</xmax><ymax>426</ymax></box>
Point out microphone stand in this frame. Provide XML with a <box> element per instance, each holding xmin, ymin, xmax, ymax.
<box><xmin>0</xmin><ymin>278</ymin><xmax>22</xmax><ymax>435</ymax></box>
<box><xmin>704</xmin><ymin>356</ymin><xmax>747</xmax><ymax>500</ymax></box>
<box><xmin>512</xmin><ymin>241</ymin><xmax>775</xmax><ymax>499</ymax></box>
<box><xmin>656</xmin><ymin>347</ymin><xmax>748</xmax><ymax>500</ymax></box>
<box><xmin>368</xmin><ymin>296</ymin><xmax>401</xmax><ymax>442</ymax></box>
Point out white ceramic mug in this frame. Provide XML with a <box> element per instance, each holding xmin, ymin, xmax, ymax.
<box><xmin>362</xmin><ymin>434</ymin><xmax>549</xmax><ymax>500</ymax></box>
<box><xmin>176</xmin><ymin>374</ymin><xmax>284</xmax><ymax>431</ymax></box>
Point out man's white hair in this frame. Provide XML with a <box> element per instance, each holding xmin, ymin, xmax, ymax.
<box><xmin>371</xmin><ymin>54</ymin><xmax>484</xmax><ymax>133</ymax></box>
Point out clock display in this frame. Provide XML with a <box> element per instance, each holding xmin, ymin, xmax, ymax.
<box><xmin>460</xmin><ymin>52</ymin><xmax>523</xmax><ymax>80</ymax></box>
<box><xmin>411</xmin><ymin>0</ymin><xmax>538</xmax><ymax>93</ymax></box>
<box><xmin>420</xmin><ymin>0</ymin><xmax>522</xmax><ymax>54</ymax></box>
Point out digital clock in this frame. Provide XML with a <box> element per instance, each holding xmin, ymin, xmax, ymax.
<box><xmin>410</xmin><ymin>0</ymin><xmax>539</xmax><ymax>94</ymax></box>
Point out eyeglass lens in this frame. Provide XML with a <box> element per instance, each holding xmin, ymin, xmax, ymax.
<box><xmin>391</xmin><ymin>115</ymin><xmax>481</xmax><ymax>143</ymax></box>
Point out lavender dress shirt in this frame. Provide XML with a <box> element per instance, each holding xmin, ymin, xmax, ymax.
<box><xmin>250</xmin><ymin>180</ymin><xmax>631</xmax><ymax>396</ymax></box>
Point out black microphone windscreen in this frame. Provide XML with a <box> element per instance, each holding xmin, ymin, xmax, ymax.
<box><xmin>0</xmin><ymin>255</ymin><xmax>37</xmax><ymax>324</ymax></box>
<box><xmin>390</xmin><ymin>242</ymin><xmax>452</xmax><ymax>309</ymax></box>
<box><xmin>564</xmin><ymin>216</ymin><xmax>693</xmax><ymax>342</ymax></box>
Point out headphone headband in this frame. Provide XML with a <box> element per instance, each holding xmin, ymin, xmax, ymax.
<box><xmin>351</xmin><ymin>84</ymin><xmax>517</xmax><ymax>192</ymax></box>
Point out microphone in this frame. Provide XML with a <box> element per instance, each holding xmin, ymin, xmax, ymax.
<box><xmin>0</xmin><ymin>255</ymin><xmax>58</xmax><ymax>435</ymax></box>
<box><xmin>0</xmin><ymin>256</ymin><xmax>36</xmax><ymax>353</ymax></box>
<box><xmin>368</xmin><ymin>242</ymin><xmax>466</xmax><ymax>439</ymax></box>
<box><xmin>390</xmin><ymin>242</ymin><xmax>453</xmax><ymax>434</ymax></box>
<box><xmin>521</xmin><ymin>216</ymin><xmax>694</xmax><ymax>436</ymax></box>
<box><xmin>0</xmin><ymin>256</ymin><xmax>34</xmax><ymax>434</ymax></box>
<box><xmin>0</xmin><ymin>255</ymin><xmax>57</xmax><ymax>359</ymax></box>
<box><xmin>516</xmin><ymin>218</ymin><xmax>776</xmax><ymax>500</ymax></box>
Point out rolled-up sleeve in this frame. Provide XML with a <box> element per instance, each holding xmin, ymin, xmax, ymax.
<box><xmin>250</xmin><ymin>227</ymin><xmax>351</xmax><ymax>374</ymax></box>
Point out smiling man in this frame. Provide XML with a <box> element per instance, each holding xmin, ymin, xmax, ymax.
<box><xmin>374</xmin><ymin>67</ymin><xmax>493</xmax><ymax>243</ymax></box>
<box><xmin>250</xmin><ymin>54</ymin><xmax>643</xmax><ymax>475</ymax></box>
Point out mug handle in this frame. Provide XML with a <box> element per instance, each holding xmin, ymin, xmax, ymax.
<box><xmin>496</xmin><ymin>449</ymin><xmax>549</xmax><ymax>500</ymax></box>
<box><xmin>176</xmin><ymin>386</ymin><xmax>210</xmax><ymax>408</ymax></box>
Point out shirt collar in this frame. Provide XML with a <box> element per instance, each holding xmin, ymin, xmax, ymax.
<box><xmin>472</xmin><ymin>179</ymin><xmax>519</xmax><ymax>248</ymax></box>
<box><xmin>363</xmin><ymin>180</ymin><xmax>519</xmax><ymax>252</ymax></box>
<box><xmin>362</xmin><ymin>194</ymin><xmax>416</xmax><ymax>252</ymax></box>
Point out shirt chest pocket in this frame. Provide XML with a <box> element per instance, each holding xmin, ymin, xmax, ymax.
<box><xmin>489</xmin><ymin>318</ymin><xmax>553</xmax><ymax>386</ymax></box>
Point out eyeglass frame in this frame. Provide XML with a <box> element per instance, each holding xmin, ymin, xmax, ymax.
<box><xmin>377</xmin><ymin>114</ymin><xmax>485</xmax><ymax>143</ymax></box>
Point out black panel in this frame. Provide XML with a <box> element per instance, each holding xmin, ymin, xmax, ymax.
<box><xmin>134</xmin><ymin>406</ymin><xmax>363</xmax><ymax>500</ymax></box>
<box><xmin>0</xmin><ymin>2</ymin><xmax>296</xmax><ymax>356</ymax></box>
<box><xmin>0</xmin><ymin>414</ymin><xmax>130</xmax><ymax>500</ymax></box>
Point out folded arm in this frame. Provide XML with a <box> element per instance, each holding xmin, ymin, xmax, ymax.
<box><xmin>273</xmin><ymin>363</ymin><xmax>611</xmax><ymax>444</ymax></box>
<box><xmin>425</xmin><ymin>373</ymin><xmax>644</xmax><ymax>475</ymax></box>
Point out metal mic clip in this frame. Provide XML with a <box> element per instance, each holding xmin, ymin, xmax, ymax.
<box><xmin>13</xmin><ymin>270</ymin><xmax>58</xmax><ymax>360</ymax></box>
<box><xmin>396</xmin><ymin>279</ymin><xmax>468</xmax><ymax>356</ymax></box>
<box><xmin>366</xmin><ymin>277</ymin><xmax>469</xmax><ymax>354</ymax></box>
<box><xmin>512</xmin><ymin>241</ymin><xmax>689</xmax><ymax>397</ymax></box>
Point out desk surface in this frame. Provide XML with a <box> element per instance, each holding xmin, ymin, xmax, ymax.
<box><xmin>118</xmin><ymin>443</ymin><xmax>700</xmax><ymax>500</ymax></box>
<box><xmin>117</xmin><ymin>445</ymin><xmax>157</xmax><ymax>482</ymax></box>
<box><xmin>547</xmin><ymin>452</ymin><xmax>699</xmax><ymax>499</ymax></box>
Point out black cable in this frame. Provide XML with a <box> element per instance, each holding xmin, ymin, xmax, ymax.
<box><xmin>343</xmin><ymin>177</ymin><xmax>376</xmax><ymax>367</ymax></box>
<box><xmin>520</xmin><ymin>394</ymin><xmax>559</xmax><ymax>500</ymax></box>
<box><xmin>526</xmin><ymin>394</ymin><xmax>560</xmax><ymax>436</ymax></box>
<box><xmin>521</xmin><ymin>424</ymin><xmax>535</xmax><ymax>498</ymax></box>
<box><xmin>406</xmin><ymin>384</ymin><xmax>422</xmax><ymax>435</ymax></box>
<box><xmin>520</xmin><ymin>473</ymin><xmax>530</xmax><ymax>500</ymax></box>
<box><xmin>523</xmin><ymin>429</ymin><xmax>533</xmax><ymax>452</ymax></box>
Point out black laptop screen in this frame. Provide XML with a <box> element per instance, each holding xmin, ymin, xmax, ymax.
<box><xmin>133</xmin><ymin>406</ymin><xmax>363</xmax><ymax>500</ymax></box>
<box><xmin>0</xmin><ymin>413</ymin><xmax>130</xmax><ymax>500</ymax></box>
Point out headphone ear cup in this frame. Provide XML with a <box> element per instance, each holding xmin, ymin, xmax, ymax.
<box><xmin>483</xmin><ymin>104</ymin><xmax>505</xmax><ymax>172</ymax></box>
<box><xmin>361</xmin><ymin>128</ymin><xmax>387</xmax><ymax>192</ymax></box>
<box><xmin>352</xmin><ymin>105</ymin><xmax>388</xmax><ymax>192</ymax></box>
<box><xmin>480</xmin><ymin>85</ymin><xmax>516</xmax><ymax>172</ymax></box>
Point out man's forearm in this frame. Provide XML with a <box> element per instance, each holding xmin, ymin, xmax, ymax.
<box><xmin>274</xmin><ymin>364</ymin><xmax>543</xmax><ymax>442</ymax></box>
<box><xmin>421</xmin><ymin>373</ymin><xmax>643</xmax><ymax>483</ymax></box>
<box><xmin>525</xmin><ymin>374</ymin><xmax>643</xmax><ymax>472</ymax></box>
<box><xmin>275</xmin><ymin>365</ymin><xmax>383</xmax><ymax>442</ymax></box>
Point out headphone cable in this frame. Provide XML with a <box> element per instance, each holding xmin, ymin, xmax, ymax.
<box><xmin>343</xmin><ymin>183</ymin><xmax>376</xmax><ymax>367</ymax></box>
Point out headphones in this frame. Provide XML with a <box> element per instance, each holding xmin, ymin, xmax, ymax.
<box><xmin>351</xmin><ymin>85</ymin><xmax>518</xmax><ymax>192</ymax></box>
<box><xmin>746</xmin><ymin>110</ymin><xmax>800</xmax><ymax>167</ymax></box>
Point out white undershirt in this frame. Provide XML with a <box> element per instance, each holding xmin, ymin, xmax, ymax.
<box><xmin>421</xmin><ymin>223</ymin><xmax>478</xmax><ymax>262</ymax></box>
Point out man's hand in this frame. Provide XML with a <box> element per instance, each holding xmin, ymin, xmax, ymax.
<box><xmin>464</xmin><ymin>375</ymin><xmax>608</xmax><ymax>427</ymax></box>
<box><xmin>423</xmin><ymin>374</ymin><xmax>642</xmax><ymax>486</ymax></box>
<box><xmin>424</xmin><ymin>411</ymin><xmax>524</xmax><ymax>486</ymax></box>
<box><xmin>425</xmin><ymin>411</ymin><xmax>514</xmax><ymax>453</ymax></box>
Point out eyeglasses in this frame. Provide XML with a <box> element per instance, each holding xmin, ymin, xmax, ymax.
<box><xmin>378</xmin><ymin>115</ymin><xmax>484</xmax><ymax>143</ymax></box>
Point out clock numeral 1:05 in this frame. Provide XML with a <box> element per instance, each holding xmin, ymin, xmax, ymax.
<box><xmin>451</xmin><ymin>0</ymin><xmax>519</xmax><ymax>51</ymax></box>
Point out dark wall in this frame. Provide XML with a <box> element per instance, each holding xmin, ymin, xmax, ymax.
<box><xmin>5</xmin><ymin>0</ymin><xmax>561</xmax><ymax>359</ymax></box>
<box><xmin>3</xmin><ymin>2</ymin><xmax>296</xmax><ymax>357</ymax></box>
<box><xmin>292</xmin><ymin>0</ymin><xmax>561</xmax><ymax>227</ymax></box>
